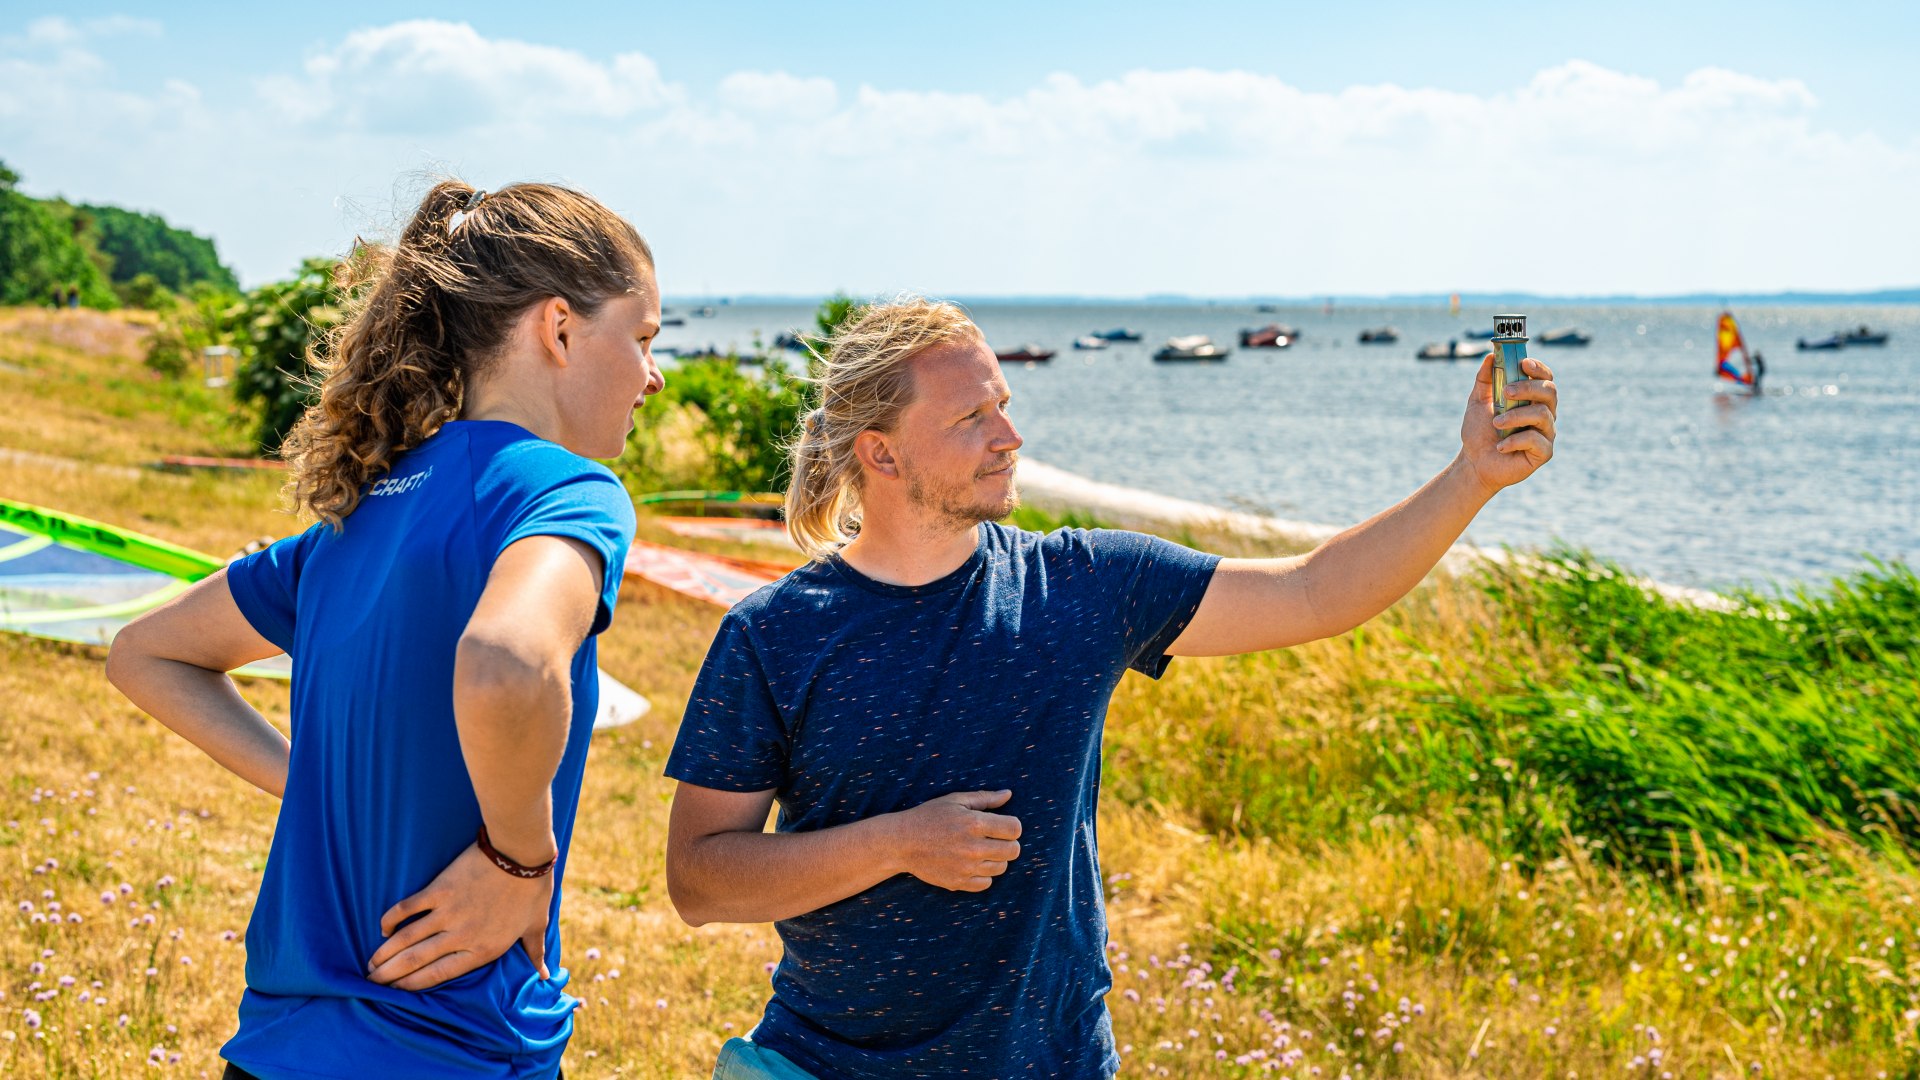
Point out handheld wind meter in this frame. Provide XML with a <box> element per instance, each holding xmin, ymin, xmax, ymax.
<box><xmin>1490</xmin><ymin>313</ymin><xmax>1528</xmax><ymax>417</ymax></box>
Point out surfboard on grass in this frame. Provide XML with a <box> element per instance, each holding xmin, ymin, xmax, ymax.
<box><xmin>624</xmin><ymin>539</ymin><xmax>792</xmax><ymax>608</ymax></box>
<box><xmin>155</xmin><ymin>456</ymin><xmax>289</xmax><ymax>473</ymax></box>
<box><xmin>656</xmin><ymin>515</ymin><xmax>796</xmax><ymax>547</ymax></box>
<box><xmin>0</xmin><ymin>498</ymin><xmax>648</xmax><ymax>730</ymax></box>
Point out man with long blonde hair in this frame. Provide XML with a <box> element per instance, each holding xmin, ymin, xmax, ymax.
<box><xmin>664</xmin><ymin>297</ymin><xmax>1557</xmax><ymax>1079</ymax></box>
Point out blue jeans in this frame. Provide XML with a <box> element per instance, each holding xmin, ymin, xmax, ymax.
<box><xmin>712</xmin><ymin>1036</ymin><xmax>815</xmax><ymax>1080</ymax></box>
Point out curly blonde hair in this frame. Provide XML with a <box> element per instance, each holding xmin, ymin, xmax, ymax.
<box><xmin>784</xmin><ymin>297</ymin><xmax>984</xmax><ymax>558</ymax></box>
<box><xmin>279</xmin><ymin>179</ymin><xmax>654</xmax><ymax>529</ymax></box>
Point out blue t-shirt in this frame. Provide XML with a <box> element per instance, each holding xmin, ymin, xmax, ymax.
<box><xmin>666</xmin><ymin>522</ymin><xmax>1220</xmax><ymax>1079</ymax></box>
<box><xmin>219</xmin><ymin>420</ymin><xmax>636</xmax><ymax>1080</ymax></box>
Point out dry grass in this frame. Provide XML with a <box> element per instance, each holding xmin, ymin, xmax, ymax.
<box><xmin>1</xmin><ymin>310</ymin><xmax>1914</xmax><ymax>1078</ymax></box>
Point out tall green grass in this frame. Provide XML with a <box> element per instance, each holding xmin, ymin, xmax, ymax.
<box><xmin>1107</xmin><ymin>552</ymin><xmax>1920</xmax><ymax>876</ymax></box>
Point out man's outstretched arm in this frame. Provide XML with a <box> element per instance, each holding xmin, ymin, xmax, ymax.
<box><xmin>1169</xmin><ymin>354</ymin><xmax>1557</xmax><ymax>657</ymax></box>
<box><xmin>667</xmin><ymin>783</ymin><xmax>1023</xmax><ymax>926</ymax></box>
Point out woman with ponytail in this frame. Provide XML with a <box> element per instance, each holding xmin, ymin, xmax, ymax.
<box><xmin>107</xmin><ymin>179</ymin><xmax>663</xmax><ymax>1079</ymax></box>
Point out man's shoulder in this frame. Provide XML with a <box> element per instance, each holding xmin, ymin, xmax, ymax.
<box><xmin>723</xmin><ymin>559</ymin><xmax>844</xmax><ymax>630</ymax></box>
<box><xmin>991</xmin><ymin>520</ymin><xmax>1157</xmax><ymax>563</ymax></box>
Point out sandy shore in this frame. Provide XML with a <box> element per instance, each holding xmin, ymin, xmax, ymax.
<box><xmin>1017</xmin><ymin>458</ymin><xmax>1496</xmax><ymax>572</ymax></box>
<box><xmin>1016</xmin><ymin>458</ymin><xmax>1734</xmax><ymax>609</ymax></box>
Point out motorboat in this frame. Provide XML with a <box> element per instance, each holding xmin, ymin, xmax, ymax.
<box><xmin>994</xmin><ymin>345</ymin><xmax>1055</xmax><ymax>363</ymax></box>
<box><xmin>1357</xmin><ymin>327</ymin><xmax>1399</xmax><ymax>344</ymax></box>
<box><xmin>1238</xmin><ymin>324</ymin><xmax>1296</xmax><ymax>348</ymax></box>
<box><xmin>1844</xmin><ymin>325</ymin><xmax>1889</xmax><ymax>345</ymax></box>
<box><xmin>1154</xmin><ymin>336</ymin><xmax>1230</xmax><ymax>362</ymax></box>
<box><xmin>1416</xmin><ymin>340</ymin><xmax>1488</xmax><ymax>361</ymax></box>
<box><xmin>1091</xmin><ymin>328</ymin><xmax>1143</xmax><ymax>342</ymax></box>
<box><xmin>1797</xmin><ymin>334</ymin><xmax>1845</xmax><ymax>351</ymax></box>
<box><xmin>692</xmin><ymin>306</ymin><xmax>717</xmax><ymax>318</ymax></box>
<box><xmin>1463</xmin><ymin>327</ymin><xmax>1498</xmax><ymax>340</ymax></box>
<box><xmin>773</xmin><ymin>331</ymin><xmax>810</xmax><ymax>351</ymax></box>
<box><xmin>1538</xmin><ymin>328</ymin><xmax>1592</xmax><ymax>346</ymax></box>
<box><xmin>1071</xmin><ymin>336</ymin><xmax>1109</xmax><ymax>351</ymax></box>
<box><xmin>662</xmin><ymin>316</ymin><xmax>686</xmax><ymax>327</ymax></box>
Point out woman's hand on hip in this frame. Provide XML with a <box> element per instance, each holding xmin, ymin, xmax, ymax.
<box><xmin>365</xmin><ymin>840</ymin><xmax>554</xmax><ymax>991</ymax></box>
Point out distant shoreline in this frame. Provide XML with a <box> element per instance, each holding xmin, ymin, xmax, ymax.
<box><xmin>674</xmin><ymin>289</ymin><xmax>1920</xmax><ymax>308</ymax></box>
<box><xmin>1016</xmin><ymin>458</ymin><xmax>1736</xmax><ymax>610</ymax></box>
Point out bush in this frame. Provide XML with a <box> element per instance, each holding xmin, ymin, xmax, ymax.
<box><xmin>145</xmin><ymin>284</ymin><xmax>242</xmax><ymax>379</ymax></box>
<box><xmin>617</xmin><ymin>355</ymin><xmax>808</xmax><ymax>493</ymax></box>
<box><xmin>231</xmin><ymin>258</ymin><xmax>345</xmax><ymax>454</ymax></box>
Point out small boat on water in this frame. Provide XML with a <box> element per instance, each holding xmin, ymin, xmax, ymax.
<box><xmin>676</xmin><ymin>347</ymin><xmax>737</xmax><ymax>363</ymax></box>
<box><xmin>773</xmin><ymin>331</ymin><xmax>812</xmax><ymax>351</ymax></box>
<box><xmin>1538</xmin><ymin>328</ymin><xmax>1592</xmax><ymax>347</ymax></box>
<box><xmin>1154</xmin><ymin>335</ymin><xmax>1230</xmax><ymax>362</ymax></box>
<box><xmin>1255</xmin><ymin>303</ymin><xmax>1279</xmax><ymax>313</ymax></box>
<box><xmin>1071</xmin><ymin>335</ymin><xmax>1109</xmax><ymax>351</ymax></box>
<box><xmin>994</xmin><ymin>345</ymin><xmax>1055</xmax><ymax>363</ymax></box>
<box><xmin>692</xmin><ymin>306</ymin><xmax>717</xmax><ymax>318</ymax></box>
<box><xmin>1844</xmin><ymin>325</ymin><xmax>1889</xmax><ymax>345</ymax></box>
<box><xmin>662</xmin><ymin>316</ymin><xmax>686</xmax><ymax>327</ymax></box>
<box><xmin>1797</xmin><ymin>334</ymin><xmax>1845</xmax><ymax>351</ymax></box>
<box><xmin>1463</xmin><ymin>327</ymin><xmax>1498</xmax><ymax>340</ymax></box>
<box><xmin>1358</xmin><ymin>327</ymin><xmax>1399</xmax><ymax>344</ymax></box>
<box><xmin>1416</xmin><ymin>340</ymin><xmax>1487</xmax><ymax>361</ymax></box>
<box><xmin>1238</xmin><ymin>324</ymin><xmax>1296</xmax><ymax>348</ymax></box>
<box><xmin>1091</xmin><ymin>328</ymin><xmax>1142</xmax><ymax>342</ymax></box>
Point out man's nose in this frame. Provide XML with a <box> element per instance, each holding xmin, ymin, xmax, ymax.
<box><xmin>994</xmin><ymin>415</ymin><xmax>1023</xmax><ymax>452</ymax></box>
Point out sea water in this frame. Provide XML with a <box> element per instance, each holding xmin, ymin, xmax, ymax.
<box><xmin>660</xmin><ymin>301</ymin><xmax>1919</xmax><ymax>592</ymax></box>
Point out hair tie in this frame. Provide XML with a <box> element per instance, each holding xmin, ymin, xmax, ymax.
<box><xmin>805</xmin><ymin>408</ymin><xmax>825</xmax><ymax>435</ymax></box>
<box><xmin>448</xmin><ymin>189</ymin><xmax>488</xmax><ymax>235</ymax></box>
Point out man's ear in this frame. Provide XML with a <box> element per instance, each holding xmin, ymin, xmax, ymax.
<box><xmin>531</xmin><ymin>296</ymin><xmax>574</xmax><ymax>368</ymax></box>
<box><xmin>852</xmin><ymin>430</ymin><xmax>900</xmax><ymax>481</ymax></box>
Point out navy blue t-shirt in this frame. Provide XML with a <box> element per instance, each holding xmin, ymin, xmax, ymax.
<box><xmin>666</xmin><ymin>522</ymin><xmax>1220</xmax><ymax>1079</ymax></box>
<box><xmin>219</xmin><ymin>420</ymin><xmax>635</xmax><ymax>1080</ymax></box>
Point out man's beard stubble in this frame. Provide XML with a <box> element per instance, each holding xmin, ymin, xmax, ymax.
<box><xmin>905</xmin><ymin>458</ymin><xmax>1021</xmax><ymax>529</ymax></box>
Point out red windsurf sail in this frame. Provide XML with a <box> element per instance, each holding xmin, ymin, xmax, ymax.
<box><xmin>1716</xmin><ymin>312</ymin><xmax>1755</xmax><ymax>386</ymax></box>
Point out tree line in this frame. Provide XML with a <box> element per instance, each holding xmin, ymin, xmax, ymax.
<box><xmin>0</xmin><ymin>158</ymin><xmax>237</xmax><ymax>310</ymax></box>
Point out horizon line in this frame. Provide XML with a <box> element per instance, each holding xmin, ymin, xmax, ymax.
<box><xmin>661</xmin><ymin>287</ymin><xmax>1920</xmax><ymax>306</ymax></box>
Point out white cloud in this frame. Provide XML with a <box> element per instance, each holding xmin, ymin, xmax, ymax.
<box><xmin>1</xmin><ymin>17</ymin><xmax>1912</xmax><ymax>296</ymax></box>
<box><xmin>261</xmin><ymin>20</ymin><xmax>682</xmax><ymax>132</ymax></box>
<box><xmin>718</xmin><ymin>70</ymin><xmax>837</xmax><ymax>119</ymax></box>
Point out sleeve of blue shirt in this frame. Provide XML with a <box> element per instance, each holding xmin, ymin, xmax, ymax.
<box><xmin>1083</xmin><ymin>528</ymin><xmax>1222</xmax><ymax>678</ymax></box>
<box><xmin>224</xmin><ymin>524</ymin><xmax>328</xmax><ymax>654</ymax></box>
<box><xmin>496</xmin><ymin>467</ymin><xmax>637</xmax><ymax>636</ymax></box>
<box><xmin>664</xmin><ymin>611</ymin><xmax>790</xmax><ymax>793</ymax></box>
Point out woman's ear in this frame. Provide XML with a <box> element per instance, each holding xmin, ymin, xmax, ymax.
<box><xmin>852</xmin><ymin>430</ymin><xmax>899</xmax><ymax>481</ymax></box>
<box><xmin>532</xmin><ymin>297</ymin><xmax>574</xmax><ymax>368</ymax></box>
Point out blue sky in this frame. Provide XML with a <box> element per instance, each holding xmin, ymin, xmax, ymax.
<box><xmin>4</xmin><ymin>2</ymin><xmax>1916</xmax><ymax>295</ymax></box>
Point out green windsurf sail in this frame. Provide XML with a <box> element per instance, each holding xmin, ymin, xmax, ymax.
<box><xmin>0</xmin><ymin>499</ymin><xmax>647</xmax><ymax>729</ymax></box>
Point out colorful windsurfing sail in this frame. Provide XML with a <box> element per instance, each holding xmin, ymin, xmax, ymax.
<box><xmin>0</xmin><ymin>499</ymin><xmax>648</xmax><ymax>729</ymax></box>
<box><xmin>1715</xmin><ymin>312</ymin><xmax>1756</xmax><ymax>386</ymax></box>
<box><xmin>624</xmin><ymin>540</ymin><xmax>789</xmax><ymax>608</ymax></box>
<box><xmin>635</xmin><ymin>490</ymin><xmax>784</xmax><ymax>519</ymax></box>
